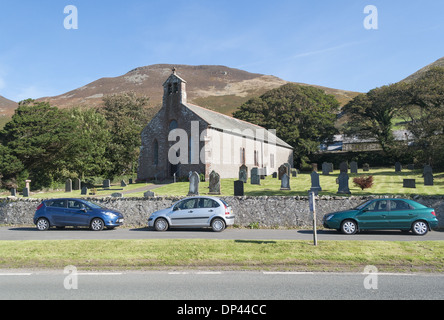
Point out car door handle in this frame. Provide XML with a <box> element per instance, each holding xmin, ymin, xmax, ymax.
<box><xmin>188</xmin><ymin>210</ymin><xmax>193</xmax><ymax>213</ymax></box>
<box><xmin>208</xmin><ymin>210</ymin><xmax>214</xmax><ymax>212</ymax></box>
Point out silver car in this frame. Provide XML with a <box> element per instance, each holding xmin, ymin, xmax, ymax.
<box><xmin>148</xmin><ymin>196</ymin><xmax>235</xmax><ymax>232</ymax></box>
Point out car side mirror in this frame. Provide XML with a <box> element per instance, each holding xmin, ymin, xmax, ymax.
<box><xmin>173</xmin><ymin>206</ymin><xmax>179</xmax><ymax>211</ymax></box>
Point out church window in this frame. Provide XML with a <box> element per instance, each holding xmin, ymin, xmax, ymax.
<box><xmin>168</xmin><ymin>84</ymin><xmax>173</xmax><ymax>95</ymax></box>
<box><xmin>169</xmin><ymin>120</ymin><xmax>178</xmax><ymax>131</ymax></box>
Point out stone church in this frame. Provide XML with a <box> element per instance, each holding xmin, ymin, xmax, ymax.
<box><xmin>137</xmin><ymin>69</ymin><xmax>293</xmax><ymax>181</ymax></box>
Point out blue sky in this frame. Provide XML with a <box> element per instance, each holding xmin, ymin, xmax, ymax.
<box><xmin>0</xmin><ymin>0</ymin><xmax>443</xmax><ymax>102</ymax></box>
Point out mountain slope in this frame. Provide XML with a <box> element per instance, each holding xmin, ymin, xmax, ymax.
<box><xmin>37</xmin><ymin>64</ymin><xmax>360</xmax><ymax>116</ymax></box>
<box><xmin>402</xmin><ymin>56</ymin><xmax>444</xmax><ymax>83</ymax></box>
<box><xmin>0</xmin><ymin>95</ymin><xmax>17</xmax><ymax>116</ymax></box>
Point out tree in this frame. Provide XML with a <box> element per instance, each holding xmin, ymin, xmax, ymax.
<box><xmin>0</xmin><ymin>100</ymin><xmax>77</xmax><ymax>188</ymax></box>
<box><xmin>233</xmin><ymin>84</ymin><xmax>339</xmax><ymax>166</ymax></box>
<box><xmin>100</xmin><ymin>92</ymin><xmax>151</xmax><ymax>177</ymax></box>
<box><xmin>342</xmin><ymin>83</ymin><xmax>408</xmax><ymax>156</ymax></box>
<box><xmin>401</xmin><ymin>67</ymin><xmax>444</xmax><ymax>167</ymax></box>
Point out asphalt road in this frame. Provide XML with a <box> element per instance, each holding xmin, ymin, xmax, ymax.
<box><xmin>0</xmin><ymin>226</ymin><xmax>443</xmax><ymax>241</ymax></box>
<box><xmin>0</xmin><ymin>271</ymin><xmax>442</xmax><ymax>300</ymax></box>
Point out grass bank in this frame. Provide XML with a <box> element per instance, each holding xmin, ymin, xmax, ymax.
<box><xmin>0</xmin><ymin>239</ymin><xmax>443</xmax><ymax>273</ymax></box>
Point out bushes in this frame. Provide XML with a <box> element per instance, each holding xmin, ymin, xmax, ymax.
<box><xmin>353</xmin><ymin>175</ymin><xmax>374</xmax><ymax>191</ymax></box>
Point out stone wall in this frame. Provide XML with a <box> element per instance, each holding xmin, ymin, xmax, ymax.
<box><xmin>1</xmin><ymin>196</ymin><xmax>443</xmax><ymax>229</ymax></box>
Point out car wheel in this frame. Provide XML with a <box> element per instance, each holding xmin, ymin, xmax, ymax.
<box><xmin>154</xmin><ymin>218</ymin><xmax>169</xmax><ymax>232</ymax></box>
<box><xmin>36</xmin><ymin>218</ymin><xmax>50</xmax><ymax>231</ymax></box>
<box><xmin>90</xmin><ymin>218</ymin><xmax>104</xmax><ymax>231</ymax></box>
<box><xmin>412</xmin><ymin>221</ymin><xmax>429</xmax><ymax>236</ymax></box>
<box><xmin>211</xmin><ymin>218</ymin><xmax>226</xmax><ymax>232</ymax></box>
<box><xmin>341</xmin><ymin>220</ymin><xmax>358</xmax><ymax>235</ymax></box>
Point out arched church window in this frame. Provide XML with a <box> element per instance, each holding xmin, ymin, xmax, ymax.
<box><xmin>169</xmin><ymin>120</ymin><xmax>178</xmax><ymax>131</ymax></box>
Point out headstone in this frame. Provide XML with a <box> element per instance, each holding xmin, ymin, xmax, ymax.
<box><xmin>121</xmin><ymin>180</ymin><xmax>127</xmax><ymax>187</ymax></box>
<box><xmin>291</xmin><ymin>169</ymin><xmax>297</xmax><ymax>178</ymax></box>
<box><xmin>423</xmin><ymin>165</ymin><xmax>433</xmax><ymax>176</ymax></box>
<box><xmin>363</xmin><ymin>163</ymin><xmax>370</xmax><ymax>172</ymax></box>
<box><xmin>22</xmin><ymin>187</ymin><xmax>29</xmax><ymax>197</ymax></box>
<box><xmin>239</xmin><ymin>169</ymin><xmax>247</xmax><ymax>183</ymax></box>
<box><xmin>280</xmin><ymin>173</ymin><xmax>291</xmax><ymax>190</ymax></box>
<box><xmin>111</xmin><ymin>193</ymin><xmax>123</xmax><ymax>198</ymax></box>
<box><xmin>25</xmin><ymin>180</ymin><xmax>31</xmax><ymax>190</ymax></box>
<box><xmin>65</xmin><ymin>179</ymin><xmax>72</xmax><ymax>193</ymax></box>
<box><xmin>209</xmin><ymin>170</ymin><xmax>221</xmax><ymax>195</ymax></box>
<box><xmin>339</xmin><ymin>162</ymin><xmax>348</xmax><ymax>173</ymax></box>
<box><xmin>188</xmin><ymin>171</ymin><xmax>200</xmax><ymax>196</ymax></box>
<box><xmin>310</xmin><ymin>171</ymin><xmax>322</xmax><ymax>194</ymax></box>
<box><xmin>424</xmin><ymin>172</ymin><xmax>434</xmax><ymax>186</ymax></box>
<box><xmin>81</xmin><ymin>187</ymin><xmax>88</xmax><ymax>195</ymax></box>
<box><xmin>328</xmin><ymin>163</ymin><xmax>334</xmax><ymax>173</ymax></box>
<box><xmin>129</xmin><ymin>178</ymin><xmax>133</xmax><ymax>184</ymax></box>
<box><xmin>278</xmin><ymin>164</ymin><xmax>287</xmax><ymax>180</ymax></box>
<box><xmin>272</xmin><ymin>172</ymin><xmax>277</xmax><ymax>179</ymax></box>
<box><xmin>395</xmin><ymin>162</ymin><xmax>402</xmax><ymax>172</ymax></box>
<box><xmin>234</xmin><ymin>180</ymin><xmax>244</xmax><ymax>196</ymax></box>
<box><xmin>403</xmin><ymin>179</ymin><xmax>416</xmax><ymax>188</ymax></box>
<box><xmin>73</xmin><ymin>178</ymin><xmax>81</xmax><ymax>191</ymax></box>
<box><xmin>251</xmin><ymin>167</ymin><xmax>261</xmax><ymax>185</ymax></box>
<box><xmin>337</xmin><ymin>172</ymin><xmax>351</xmax><ymax>194</ymax></box>
<box><xmin>144</xmin><ymin>191</ymin><xmax>155</xmax><ymax>198</ymax></box>
<box><xmin>284</xmin><ymin>163</ymin><xmax>292</xmax><ymax>177</ymax></box>
<box><xmin>103</xmin><ymin>179</ymin><xmax>111</xmax><ymax>188</ymax></box>
<box><xmin>322</xmin><ymin>162</ymin><xmax>330</xmax><ymax>176</ymax></box>
<box><xmin>10</xmin><ymin>188</ymin><xmax>16</xmax><ymax>197</ymax></box>
<box><xmin>350</xmin><ymin>161</ymin><xmax>358</xmax><ymax>174</ymax></box>
<box><xmin>239</xmin><ymin>165</ymin><xmax>248</xmax><ymax>180</ymax></box>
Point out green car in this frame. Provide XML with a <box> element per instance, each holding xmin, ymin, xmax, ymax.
<box><xmin>323</xmin><ymin>198</ymin><xmax>439</xmax><ymax>235</ymax></box>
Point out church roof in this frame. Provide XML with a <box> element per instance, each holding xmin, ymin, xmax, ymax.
<box><xmin>185</xmin><ymin>102</ymin><xmax>293</xmax><ymax>149</ymax></box>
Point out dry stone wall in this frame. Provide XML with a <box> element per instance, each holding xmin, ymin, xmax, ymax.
<box><xmin>1</xmin><ymin>196</ymin><xmax>443</xmax><ymax>228</ymax></box>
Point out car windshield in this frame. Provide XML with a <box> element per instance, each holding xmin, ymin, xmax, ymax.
<box><xmin>82</xmin><ymin>200</ymin><xmax>105</xmax><ymax>209</ymax></box>
<box><xmin>354</xmin><ymin>200</ymin><xmax>373</xmax><ymax>210</ymax></box>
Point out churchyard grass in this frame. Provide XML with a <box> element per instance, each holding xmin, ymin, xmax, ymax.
<box><xmin>149</xmin><ymin>168</ymin><xmax>444</xmax><ymax>197</ymax></box>
<box><xmin>0</xmin><ymin>239</ymin><xmax>442</xmax><ymax>273</ymax></box>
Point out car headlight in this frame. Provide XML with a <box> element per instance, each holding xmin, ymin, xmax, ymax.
<box><xmin>104</xmin><ymin>212</ymin><xmax>117</xmax><ymax>217</ymax></box>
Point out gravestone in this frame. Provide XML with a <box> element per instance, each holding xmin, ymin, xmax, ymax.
<box><xmin>22</xmin><ymin>187</ymin><xmax>29</xmax><ymax>197</ymax></box>
<box><xmin>423</xmin><ymin>165</ymin><xmax>432</xmax><ymax>176</ymax></box>
<box><xmin>129</xmin><ymin>178</ymin><xmax>133</xmax><ymax>184</ymax></box>
<box><xmin>73</xmin><ymin>178</ymin><xmax>81</xmax><ymax>191</ymax></box>
<box><xmin>291</xmin><ymin>169</ymin><xmax>297</xmax><ymax>178</ymax></box>
<box><xmin>25</xmin><ymin>180</ymin><xmax>31</xmax><ymax>190</ymax></box>
<box><xmin>239</xmin><ymin>169</ymin><xmax>247</xmax><ymax>183</ymax></box>
<box><xmin>310</xmin><ymin>171</ymin><xmax>322</xmax><ymax>194</ymax></box>
<box><xmin>239</xmin><ymin>165</ymin><xmax>248</xmax><ymax>180</ymax></box>
<box><xmin>81</xmin><ymin>187</ymin><xmax>88</xmax><ymax>195</ymax></box>
<box><xmin>322</xmin><ymin>162</ymin><xmax>330</xmax><ymax>176</ymax></box>
<box><xmin>337</xmin><ymin>172</ymin><xmax>351</xmax><ymax>194</ymax></box>
<box><xmin>395</xmin><ymin>162</ymin><xmax>402</xmax><ymax>172</ymax></box>
<box><xmin>188</xmin><ymin>171</ymin><xmax>200</xmax><ymax>196</ymax></box>
<box><xmin>339</xmin><ymin>162</ymin><xmax>348</xmax><ymax>173</ymax></box>
<box><xmin>312</xmin><ymin>163</ymin><xmax>318</xmax><ymax>172</ymax></box>
<box><xmin>363</xmin><ymin>163</ymin><xmax>370</xmax><ymax>172</ymax></box>
<box><xmin>284</xmin><ymin>163</ymin><xmax>292</xmax><ymax>177</ymax></box>
<box><xmin>65</xmin><ymin>179</ymin><xmax>72</xmax><ymax>193</ymax></box>
<box><xmin>272</xmin><ymin>172</ymin><xmax>277</xmax><ymax>179</ymax></box>
<box><xmin>280</xmin><ymin>173</ymin><xmax>291</xmax><ymax>190</ymax></box>
<box><xmin>251</xmin><ymin>168</ymin><xmax>261</xmax><ymax>185</ymax></box>
<box><xmin>103</xmin><ymin>179</ymin><xmax>111</xmax><ymax>188</ymax></box>
<box><xmin>111</xmin><ymin>193</ymin><xmax>123</xmax><ymax>198</ymax></box>
<box><xmin>144</xmin><ymin>191</ymin><xmax>155</xmax><ymax>198</ymax></box>
<box><xmin>350</xmin><ymin>161</ymin><xmax>358</xmax><ymax>174</ymax></box>
<box><xmin>278</xmin><ymin>164</ymin><xmax>287</xmax><ymax>180</ymax></box>
<box><xmin>10</xmin><ymin>188</ymin><xmax>16</xmax><ymax>197</ymax></box>
<box><xmin>424</xmin><ymin>172</ymin><xmax>434</xmax><ymax>186</ymax></box>
<box><xmin>403</xmin><ymin>179</ymin><xmax>416</xmax><ymax>188</ymax></box>
<box><xmin>234</xmin><ymin>180</ymin><xmax>244</xmax><ymax>196</ymax></box>
<box><xmin>209</xmin><ymin>170</ymin><xmax>221</xmax><ymax>195</ymax></box>
<box><xmin>328</xmin><ymin>163</ymin><xmax>334</xmax><ymax>173</ymax></box>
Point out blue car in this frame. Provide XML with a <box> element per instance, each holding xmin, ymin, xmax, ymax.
<box><xmin>34</xmin><ymin>198</ymin><xmax>124</xmax><ymax>231</ymax></box>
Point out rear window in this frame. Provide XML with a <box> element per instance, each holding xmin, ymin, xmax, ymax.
<box><xmin>46</xmin><ymin>199</ymin><xmax>66</xmax><ymax>208</ymax></box>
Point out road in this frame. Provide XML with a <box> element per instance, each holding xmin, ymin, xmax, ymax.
<box><xmin>0</xmin><ymin>226</ymin><xmax>443</xmax><ymax>241</ymax></box>
<box><xmin>0</xmin><ymin>271</ymin><xmax>442</xmax><ymax>300</ymax></box>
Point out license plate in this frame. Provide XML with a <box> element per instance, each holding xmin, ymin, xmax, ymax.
<box><xmin>117</xmin><ymin>219</ymin><xmax>124</xmax><ymax>223</ymax></box>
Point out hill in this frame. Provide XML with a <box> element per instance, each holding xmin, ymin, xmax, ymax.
<box><xmin>402</xmin><ymin>56</ymin><xmax>444</xmax><ymax>83</ymax></box>
<box><xmin>0</xmin><ymin>95</ymin><xmax>16</xmax><ymax>128</ymax></box>
<box><xmin>36</xmin><ymin>64</ymin><xmax>360</xmax><ymax>116</ymax></box>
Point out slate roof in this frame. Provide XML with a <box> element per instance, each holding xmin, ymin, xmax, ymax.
<box><xmin>185</xmin><ymin>102</ymin><xmax>293</xmax><ymax>149</ymax></box>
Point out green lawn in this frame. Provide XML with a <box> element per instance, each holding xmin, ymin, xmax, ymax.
<box><xmin>2</xmin><ymin>168</ymin><xmax>443</xmax><ymax>199</ymax></box>
<box><xmin>149</xmin><ymin>168</ymin><xmax>444</xmax><ymax>197</ymax></box>
<box><xmin>0</xmin><ymin>239</ymin><xmax>442</xmax><ymax>273</ymax></box>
